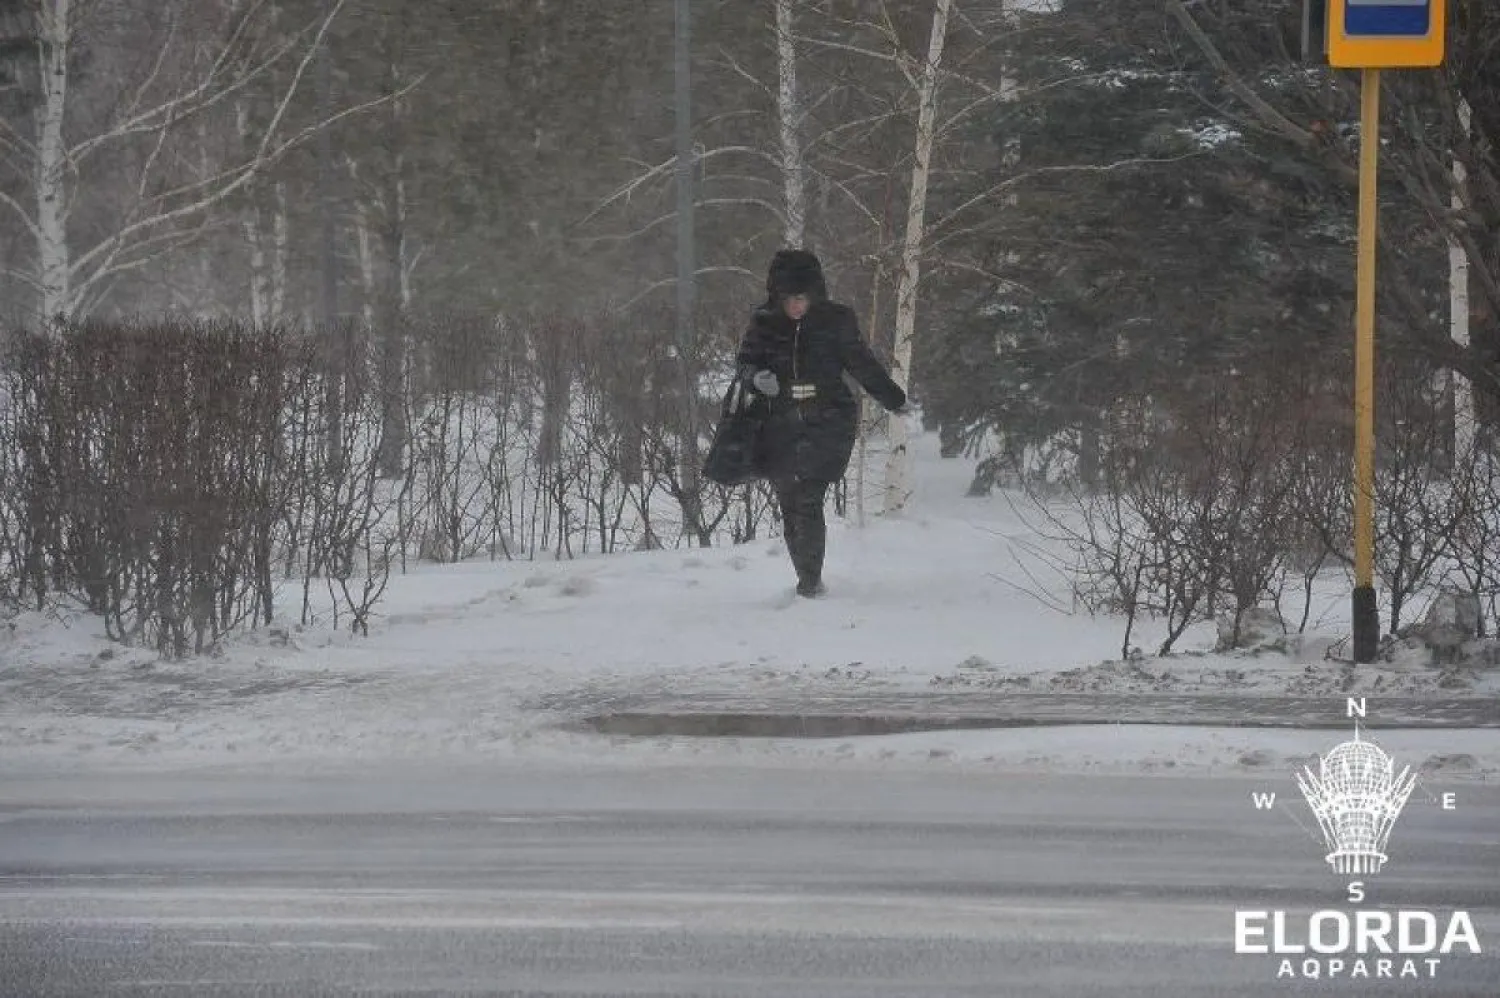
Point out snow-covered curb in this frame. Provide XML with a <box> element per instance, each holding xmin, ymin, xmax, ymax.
<box><xmin>5</xmin><ymin>702</ymin><xmax>1496</xmax><ymax>782</ymax></box>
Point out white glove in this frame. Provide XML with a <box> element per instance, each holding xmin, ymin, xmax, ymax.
<box><xmin>752</xmin><ymin>369</ymin><xmax>780</xmax><ymax>396</ymax></box>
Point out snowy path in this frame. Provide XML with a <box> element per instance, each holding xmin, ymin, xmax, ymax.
<box><xmin>2</xmin><ymin>765</ymin><xmax>1497</xmax><ymax>996</ymax></box>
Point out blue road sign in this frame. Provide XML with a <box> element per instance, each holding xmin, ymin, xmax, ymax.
<box><xmin>1345</xmin><ymin>0</ymin><xmax>1430</xmax><ymax>37</ymax></box>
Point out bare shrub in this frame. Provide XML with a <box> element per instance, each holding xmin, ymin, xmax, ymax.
<box><xmin>1375</xmin><ymin>366</ymin><xmax>1468</xmax><ymax>634</ymax></box>
<box><xmin>1446</xmin><ymin>441</ymin><xmax>1500</xmax><ymax>636</ymax></box>
<box><xmin>2</xmin><ymin>318</ymin><xmax>396</xmax><ymax>654</ymax></box>
<box><xmin>1033</xmin><ymin>364</ymin><xmax>1326</xmax><ymax>657</ymax></box>
<box><xmin>0</xmin><ymin>301</ymin><xmax>820</xmax><ymax>653</ymax></box>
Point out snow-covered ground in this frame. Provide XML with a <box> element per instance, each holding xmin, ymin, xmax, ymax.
<box><xmin>2</xmin><ymin>432</ymin><xmax>1497</xmax><ymax>778</ymax></box>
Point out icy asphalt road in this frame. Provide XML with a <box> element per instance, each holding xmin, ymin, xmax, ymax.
<box><xmin>0</xmin><ymin>764</ymin><xmax>1496</xmax><ymax>997</ymax></box>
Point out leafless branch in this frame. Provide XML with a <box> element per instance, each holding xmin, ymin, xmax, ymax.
<box><xmin>71</xmin><ymin>0</ymin><xmax>323</xmax><ymax>167</ymax></box>
<box><xmin>74</xmin><ymin>225</ymin><xmax>213</xmax><ymax>314</ymax></box>
<box><xmin>710</xmin><ymin>46</ymin><xmax>775</xmax><ymax>100</ymax></box>
<box><xmin>928</xmin><ymin>257</ymin><xmax>1035</xmax><ymax>296</ymax></box>
<box><xmin>808</xmin><ymin>169</ymin><xmax>884</xmax><ymax>229</ymax></box>
<box><xmin>1</xmin><ymin>266</ymin><xmax>44</xmax><ymax>292</ymax></box>
<box><xmin>619</xmin><ymin>266</ymin><xmax>759</xmax><ymax>312</ymax></box>
<box><xmin>579</xmin><ymin>195</ymin><xmax>785</xmax><ymax>248</ymax></box>
<box><xmin>0</xmin><ymin>189</ymin><xmax>40</xmax><ymax>240</ymax></box>
<box><xmin>699</xmin><ymin>196</ymin><xmax>784</xmax><ymax>218</ymax></box>
<box><xmin>1162</xmin><ymin>0</ymin><xmax>1355</xmax><ymax>184</ymax></box>
<box><xmin>803</xmin><ymin>108</ymin><xmax>904</xmax><ymax>154</ymax></box>
<box><xmin>934</xmin><ymin>70</ymin><xmax>1134</xmax><ymax>144</ymax></box>
<box><xmin>69</xmin><ymin>71</ymin><xmax>418</xmax><ymax>293</ymax></box>
<box><xmin>794</xmin><ymin>32</ymin><xmax>913</xmax><ymax>86</ymax></box>
<box><xmin>0</xmin><ymin>117</ymin><xmax>38</xmax><ymax>159</ymax></box>
<box><xmin>926</xmin><ymin>152</ymin><xmax>1208</xmax><ymax>252</ymax></box>
<box><xmin>582</xmin><ymin>146</ymin><xmax>781</xmax><ymax>227</ymax></box>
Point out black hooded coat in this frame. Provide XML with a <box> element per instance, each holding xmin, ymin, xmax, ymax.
<box><xmin>732</xmin><ymin>251</ymin><xmax>906</xmax><ymax>483</ymax></box>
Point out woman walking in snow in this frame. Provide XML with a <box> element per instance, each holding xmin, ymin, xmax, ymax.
<box><xmin>735</xmin><ymin>249</ymin><xmax>908</xmax><ymax>597</ymax></box>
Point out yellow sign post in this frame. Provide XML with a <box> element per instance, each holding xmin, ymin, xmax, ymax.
<box><xmin>1319</xmin><ymin>0</ymin><xmax>1445</xmax><ymax>662</ymax></box>
<box><xmin>1352</xmin><ymin>68</ymin><xmax>1381</xmax><ymax>664</ymax></box>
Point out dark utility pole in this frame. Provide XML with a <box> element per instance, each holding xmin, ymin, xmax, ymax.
<box><xmin>318</xmin><ymin>0</ymin><xmax>338</xmax><ymax>330</ymax></box>
<box><xmin>674</xmin><ymin>0</ymin><xmax>703</xmax><ymax>542</ymax></box>
<box><xmin>318</xmin><ymin>0</ymin><xmax>342</xmax><ymax>471</ymax></box>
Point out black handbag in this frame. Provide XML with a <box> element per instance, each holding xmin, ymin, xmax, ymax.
<box><xmin>702</xmin><ymin>376</ymin><xmax>767</xmax><ymax>486</ymax></box>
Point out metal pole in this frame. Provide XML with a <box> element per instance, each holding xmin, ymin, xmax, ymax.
<box><xmin>318</xmin><ymin>0</ymin><xmax>337</xmax><ymax>329</ymax></box>
<box><xmin>674</xmin><ymin>0</ymin><xmax>695</xmax><ymax>344</ymax></box>
<box><xmin>1352</xmin><ymin>67</ymin><xmax>1380</xmax><ymax>663</ymax></box>
<box><xmin>317</xmin><ymin>0</ymin><xmax>344</xmax><ymax>474</ymax></box>
<box><xmin>674</xmin><ymin>0</ymin><xmax>702</xmax><ymax>542</ymax></box>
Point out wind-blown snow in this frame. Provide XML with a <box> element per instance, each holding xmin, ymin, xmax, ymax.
<box><xmin>2</xmin><ymin>433</ymin><xmax>1495</xmax><ymax>778</ymax></box>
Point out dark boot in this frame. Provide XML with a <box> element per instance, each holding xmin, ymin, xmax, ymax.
<box><xmin>795</xmin><ymin>575</ymin><xmax>826</xmax><ymax>598</ymax></box>
<box><xmin>774</xmin><ymin>478</ymin><xmax>800</xmax><ymax>567</ymax></box>
<box><xmin>795</xmin><ymin>506</ymin><xmax>826</xmax><ymax>596</ymax></box>
<box><xmin>778</xmin><ymin>478</ymin><xmax>828</xmax><ymax>596</ymax></box>
<box><xmin>786</xmin><ymin>534</ymin><xmax>822</xmax><ymax>594</ymax></box>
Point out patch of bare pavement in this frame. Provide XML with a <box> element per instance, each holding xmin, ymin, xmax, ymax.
<box><xmin>533</xmin><ymin>690</ymin><xmax>1500</xmax><ymax>739</ymax></box>
<box><xmin>0</xmin><ymin>661</ymin><xmax>377</xmax><ymax>721</ymax></box>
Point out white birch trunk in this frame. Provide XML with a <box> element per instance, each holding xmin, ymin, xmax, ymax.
<box><xmin>270</xmin><ymin>180</ymin><xmax>289</xmax><ymax>322</ymax></box>
<box><xmin>197</xmin><ymin>120</ymin><xmax>217</xmax><ymax>312</ymax></box>
<box><xmin>35</xmin><ymin>0</ymin><xmax>71</xmax><ymax>327</ymax></box>
<box><xmin>775</xmin><ymin>0</ymin><xmax>805</xmax><ymax>246</ymax></box>
<box><xmin>1451</xmin><ymin>98</ymin><xmax>1473</xmax><ymax>461</ymax></box>
<box><xmin>19</xmin><ymin>0</ymin><xmax>363</xmax><ymax>322</ymax></box>
<box><xmin>882</xmin><ymin>0</ymin><xmax>953</xmax><ymax>514</ymax></box>
<box><xmin>355</xmin><ymin>196</ymin><xmax>377</xmax><ymax>332</ymax></box>
<box><xmin>375</xmin><ymin>131</ymin><xmax>407</xmax><ymax>479</ymax></box>
<box><xmin>240</xmin><ymin>185</ymin><xmax>288</xmax><ymax>326</ymax></box>
<box><xmin>245</xmin><ymin>209</ymin><xmax>268</xmax><ymax>325</ymax></box>
<box><xmin>396</xmin><ymin>167</ymin><xmax>411</xmax><ymax>309</ymax></box>
<box><xmin>239</xmin><ymin>101</ymin><xmax>276</xmax><ymax>326</ymax></box>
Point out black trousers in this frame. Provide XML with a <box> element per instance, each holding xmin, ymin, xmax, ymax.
<box><xmin>772</xmin><ymin>476</ymin><xmax>830</xmax><ymax>586</ymax></box>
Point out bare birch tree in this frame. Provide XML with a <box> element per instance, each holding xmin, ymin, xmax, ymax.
<box><xmin>0</xmin><ymin>0</ymin><xmax>401</xmax><ymax>326</ymax></box>
<box><xmin>836</xmin><ymin>0</ymin><xmax>1264</xmax><ymax>508</ymax></box>
<box><xmin>340</xmin><ymin>0</ymin><xmax>416</xmax><ymax>481</ymax></box>
<box><xmin>584</xmin><ymin>1</ymin><xmax>813</xmax><ymax>297</ymax></box>
<box><xmin>881</xmin><ymin>0</ymin><xmax>953</xmax><ymax>513</ymax></box>
<box><xmin>1451</xmin><ymin>98</ymin><xmax>1474</xmax><ymax>460</ymax></box>
<box><xmin>775</xmin><ymin>0</ymin><xmax>807</xmax><ymax>246</ymax></box>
